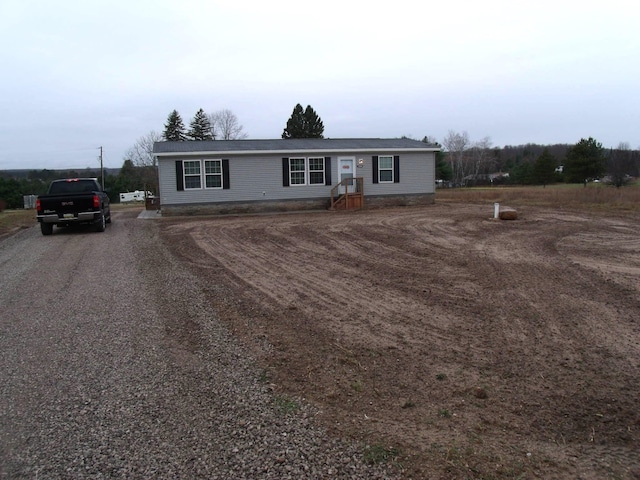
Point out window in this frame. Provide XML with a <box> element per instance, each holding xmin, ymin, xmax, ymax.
<box><xmin>378</xmin><ymin>155</ymin><xmax>393</xmax><ymax>182</ymax></box>
<box><xmin>176</xmin><ymin>159</ymin><xmax>229</xmax><ymax>191</ymax></box>
<box><xmin>285</xmin><ymin>157</ymin><xmax>327</xmax><ymax>186</ymax></box>
<box><xmin>308</xmin><ymin>157</ymin><xmax>325</xmax><ymax>185</ymax></box>
<box><xmin>204</xmin><ymin>160</ymin><xmax>222</xmax><ymax>188</ymax></box>
<box><xmin>282</xmin><ymin>157</ymin><xmax>331</xmax><ymax>187</ymax></box>
<box><xmin>289</xmin><ymin>157</ymin><xmax>306</xmax><ymax>185</ymax></box>
<box><xmin>372</xmin><ymin>155</ymin><xmax>400</xmax><ymax>184</ymax></box>
<box><xmin>184</xmin><ymin>160</ymin><xmax>202</xmax><ymax>189</ymax></box>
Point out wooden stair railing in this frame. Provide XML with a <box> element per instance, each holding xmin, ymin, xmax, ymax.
<box><xmin>329</xmin><ymin>177</ymin><xmax>364</xmax><ymax>210</ymax></box>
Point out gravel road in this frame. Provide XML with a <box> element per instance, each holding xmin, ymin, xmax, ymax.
<box><xmin>0</xmin><ymin>212</ymin><xmax>399</xmax><ymax>479</ymax></box>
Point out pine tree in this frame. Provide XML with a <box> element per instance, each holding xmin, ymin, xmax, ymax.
<box><xmin>511</xmin><ymin>160</ymin><xmax>534</xmax><ymax>185</ymax></box>
<box><xmin>282</xmin><ymin>104</ymin><xmax>306</xmax><ymax>139</ymax></box>
<box><xmin>303</xmin><ymin>105</ymin><xmax>324</xmax><ymax>138</ymax></box>
<box><xmin>282</xmin><ymin>104</ymin><xmax>324</xmax><ymax>139</ymax></box>
<box><xmin>188</xmin><ymin>108</ymin><xmax>214</xmax><ymax>141</ymax></box>
<box><xmin>531</xmin><ymin>148</ymin><xmax>556</xmax><ymax>187</ymax></box>
<box><xmin>163</xmin><ymin>110</ymin><xmax>187</xmax><ymax>141</ymax></box>
<box><xmin>564</xmin><ymin>137</ymin><xmax>605</xmax><ymax>185</ymax></box>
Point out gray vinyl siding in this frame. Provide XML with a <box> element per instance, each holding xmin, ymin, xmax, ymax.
<box><xmin>159</xmin><ymin>154</ymin><xmax>334</xmax><ymax>206</ymax></box>
<box><xmin>158</xmin><ymin>151</ymin><xmax>435</xmax><ymax>207</ymax></box>
<box><xmin>364</xmin><ymin>152</ymin><xmax>435</xmax><ymax>196</ymax></box>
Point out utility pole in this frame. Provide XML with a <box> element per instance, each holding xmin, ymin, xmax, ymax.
<box><xmin>99</xmin><ymin>146</ymin><xmax>104</xmax><ymax>190</ymax></box>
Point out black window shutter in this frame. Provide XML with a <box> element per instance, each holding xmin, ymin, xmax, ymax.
<box><xmin>394</xmin><ymin>155</ymin><xmax>400</xmax><ymax>183</ymax></box>
<box><xmin>222</xmin><ymin>159</ymin><xmax>230</xmax><ymax>190</ymax></box>
<box><xmin>324</xmin><ymin>156</ymin><xmax>332</xmax><ymax>185</ymax></box>
<box><xmin>175</xmin><ymin>161</ymin><xmax>184</xmax><ymax>191</ymax></box>
<box><xmin>282</xmin><ymin>158</ymin><xmax>290</xmax><ymax>187</ymax></box>
<box><xmin>372</xmin><ymin>156</ymin><xmax>379</xmax><ymax>184</ymax></box>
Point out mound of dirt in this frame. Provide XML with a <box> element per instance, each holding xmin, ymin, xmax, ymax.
<box><xmin>499</xmin><ymin>206</ymin><xmax>518</xmax><ymax>220</ymax></box>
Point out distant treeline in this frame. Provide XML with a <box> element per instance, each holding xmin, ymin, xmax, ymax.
<box><xmin>496</xmin><ymin>144</ymin><xmax>571</xmax><ymax>170</ymax></box>
<box><xmin>474</xmin><ymin>142</ymin><xmax>639</xmax><ymax>176</ymax></box>
<box><xmin>436</xmin><ymin>141</ymin><xmax>639</xmax><ymax>187</ymax></box>
<box><xmin>0</xmin><ymin>163</ymin><xmax>156</xmax><ymax>210</ymax></box>
<box><xmin>3</xmin><ymin>168</ymin><xmax>120</xmax><ymax>180</ymax></box>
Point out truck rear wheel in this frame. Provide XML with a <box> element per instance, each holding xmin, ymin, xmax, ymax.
<box><xmin>95</xmin><ymin>213</ymin><xmax>106</xmax><ymax>232</ymax></box>
<box><xmin>40</xmin><ymin>223</ymin><xmax>53</xmax><ymax>236</ymax></box>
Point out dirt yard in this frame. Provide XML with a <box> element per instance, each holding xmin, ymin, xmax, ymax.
<box><xmin>161</xmin><ymin>202</ymin><xmax>640</xmax><ymax>479</ymax></box>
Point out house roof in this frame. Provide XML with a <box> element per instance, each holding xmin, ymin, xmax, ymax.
<box><xmin>153</xmin><ymin>138</ymin><xmax>440</xmax><ymax>157</ymax></box>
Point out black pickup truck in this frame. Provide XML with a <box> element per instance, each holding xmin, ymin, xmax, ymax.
<box><xmin>36</xmin><ymin>178</ymin><xmax>111</xmax><ymax>235</ymax></box>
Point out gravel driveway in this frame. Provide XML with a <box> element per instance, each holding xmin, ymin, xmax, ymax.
<box><xmin>0</xmin><ymin>211</ymin><xmax>398</xmax><ymax>479</ymax></box>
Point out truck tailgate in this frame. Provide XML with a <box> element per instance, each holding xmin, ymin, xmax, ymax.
<box><xmin>38</xmin><ymin>193</ymin><xmax>97</xmax><ymax>217</ymax></box>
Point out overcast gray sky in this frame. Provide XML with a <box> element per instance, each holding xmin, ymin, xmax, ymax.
<box><xmin>1</xmin><ymin>0</ymin><xmax>638</xmax><ymax>170</ymax></box>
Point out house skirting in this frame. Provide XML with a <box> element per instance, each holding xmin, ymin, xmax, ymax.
<box><xmin>160</xmin><ymin>193</ymin><xmax>434</xmax><ymax>216</ymax></box>
<box><xmin>364</xmin><ymin>193</ymin><xmax>435</xmax><ymax>209</ymax></box>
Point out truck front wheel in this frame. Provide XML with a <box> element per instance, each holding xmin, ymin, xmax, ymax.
<box><xmin>40</xmin><ymin>223</ymin><xmax>53</xmax><ymax>236</ymax></box>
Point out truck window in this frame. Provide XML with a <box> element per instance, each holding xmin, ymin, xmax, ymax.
<box><xmin>49</xmin><ymin>180</ymin><xmax>98</xmax><ymax>195</ymax></box>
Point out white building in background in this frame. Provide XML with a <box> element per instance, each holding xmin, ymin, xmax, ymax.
<box><xmin>119</xmin><ymin>191</ymin><xmax>152</xmax><ymax>203</ymax></box>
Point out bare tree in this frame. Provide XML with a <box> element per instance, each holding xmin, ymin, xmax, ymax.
<box><xmin>125</xmin><ymin>130</ymin><xmax>162</xmax><ymax>167</ymax></box>
<box><xmin>123</xmin><ymin>130</ymin><xmax>162</xmax><ymax>195</ymax></box>
<box><xmin>607</xmin><ymin>142</ymin><xmax>635</xmax><ymax>188</ymax></box>
<box><xmin>442</xmin><ymin>130</ymin><xmax>470</xmax><ymax>186</ymax></box>
<box><xmin>208</xmin><ymin>109</ymin><xmax>248</xmax><ymax>140</ymax></box>
<box><xmin>470</xmin><ymin>136</ymin><xmax>493</xmax><ymax>180</ymax></box>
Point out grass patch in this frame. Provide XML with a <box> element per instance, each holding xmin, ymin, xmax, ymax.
<box><xmin>0</xmin><ymin>209</ymin><xmax>35</xmax><ymax>236</ymax></box>
<box><xmin>436</xmin><ymin>184</ymin><xmax>640</xmax><ymax>211</ymax></box>
<box><xmin>363</xmin><ymin>444</ymin><xmax>400</xmax><ymax>465</ymax></box>
<box><xmin>429</xmin><ymin>441</ymin><xmax>533</xmax><ymax>479</ymax></box>
<box><xmin>351</xmin><ymin>380</ymin><xmax>363</xmax><ymax>392</ymax></box>
<box><xmin>274</xmin><ymin>395</ymin><xmax>300</xmax><ymax>415</ymax></box>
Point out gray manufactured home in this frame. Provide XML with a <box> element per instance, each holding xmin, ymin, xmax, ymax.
<box><xmin>152</xmin><ymin>138</ymin><xmax>439</xmax><ymax>215</ymax></box>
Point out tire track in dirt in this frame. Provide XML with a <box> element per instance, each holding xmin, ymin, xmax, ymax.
<box><xmin>172</xmin><ymin>217</ymin><xmax>444</xmax><ymax>350</ymax></box>
<box><xmin>464</xmin><ymin>208</ymin><xmax>640</xmax><ymax>469</ymax></box>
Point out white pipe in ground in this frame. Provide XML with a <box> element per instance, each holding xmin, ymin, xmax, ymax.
<box><xmin>494</xmin><ymin>203</ymin><xmax>500</xmax><ymax>219</ymax></box>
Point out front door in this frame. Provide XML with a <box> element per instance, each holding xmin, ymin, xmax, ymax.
<box><xmin>338</xmin><ymin>157</ymin><xmax>356</xmax><ymax>194</ymax></box>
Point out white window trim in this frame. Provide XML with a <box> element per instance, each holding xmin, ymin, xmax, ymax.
<box><xmin>289</xmin><ymin>157</ymin><xmax>326</xmax><ymax>187</ymax></box>
<box><xmin>378</xmin><ymin>155</ymin><xmax>394</xmax><ymax>183</ymax></box>
<box><xmin>308</xmin><ymin>157</ymin><xmax>325</xmax><ymax>186</ymax></box>
<box><xmin>183</xmin><ymin>159</ymin><xmax>225</xmax><ymax>190</ymax></box>
<box><xmin>204</xmin><ymin>159</ymin><xmax>223</xmax><ymax>189</ymax></box>
<box><xmin>183</xmin><ymin>160</ymin><xmax>203</xmax><ymax>190</ymax></box>
<box><xmin>289</xmin><ymin>157</ymin><xmax>307</xmax><ymax>186</ymax></box>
